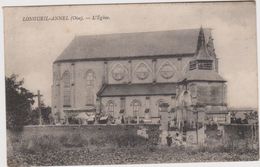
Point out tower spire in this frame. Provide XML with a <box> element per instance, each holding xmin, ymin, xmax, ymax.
<box><xmin>195</xmin><ymin>26</ymin><xmax>213</xmax><ymax>60</ymax></box>
<box><xmin>197</xmin><ymin>26</ymin><xmax>206</xmax><ymax>52</ymax></box>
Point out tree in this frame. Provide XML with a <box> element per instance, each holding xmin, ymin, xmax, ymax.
<box><xmin>41</xmin><ymin>105</ymin><xmax>52</xmax><ymax>124</ymax></box>
<box><xmin>25</xmin><ymin>92</ymin><xmax>53</xmax><ymax>125</ymax></box>
<box><xmin>5</xmin><ymin>74</ymin><xmax>35</xmax><ymax>131</ymax></box>
<box><xmin>30</xmin><ymin>103</ymin><xmax>52</xmax><ymax>125</ymax></box>
<box><xmin>27</xmin><ymin>108</ymin><xmax>39</xmax><ymax>125</ymax></box>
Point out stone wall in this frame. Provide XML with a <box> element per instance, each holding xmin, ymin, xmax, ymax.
<box><xmin>223</xmin><ymin>124</ymin><xmax>259</xmax><ymax>149</ymax></box>
<box><xmin>171</xmin><ymin>124</ymin><xmax>259</xmax><ymax>149</ymax></box>
<box><xmin>203</xmin><ymin>124</ymin><xmax>259</xmax><ymax>149</ymax></box>
<box><xmin>22</xmin><ymin>124</ymin><xmax>258</xmax><ymax>150</ymax></box>
<box><xmin>22</xmin><ymin>124</ymin><xmax>160</xmax><ymax>148</ymax></box>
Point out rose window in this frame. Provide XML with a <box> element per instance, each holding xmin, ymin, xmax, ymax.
<box><xmin>135</xmin><ymin>63</ymin><xmax>150</xmax><ymax>80</ymax></box>
<box><xmin>160</xmin><ymin>63</ymin><xmax>175</xmax><ymax>79</ymax></box>
<box><xmin>112</xmin><ymin>64</ymin><xmax>126</xmax><ymax>81</ymax></box>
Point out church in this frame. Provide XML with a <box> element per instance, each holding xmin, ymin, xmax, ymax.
<box><xmin>51</xmin><ymin>27</ymin><xmax>229</xmax><ymax>129</ymax></box>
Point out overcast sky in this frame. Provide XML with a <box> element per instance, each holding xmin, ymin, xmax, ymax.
<box><xmin>4</xmin><ymin>2</ymin><xmax>257</xmax><ymax>108</ymax></box>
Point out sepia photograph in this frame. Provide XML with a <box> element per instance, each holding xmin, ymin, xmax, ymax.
<box><xmin>2</xmin><ymin>1</ymin><xmax>259</xmax><ymax>166</ymax></box>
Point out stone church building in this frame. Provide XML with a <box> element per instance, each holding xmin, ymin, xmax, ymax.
<box><xmin>52</xmin><ymin>27</ymin><xmax>229</xmax><ymax>129</ymax></box>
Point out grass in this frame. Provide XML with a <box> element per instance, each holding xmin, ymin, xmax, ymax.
<box><xmin>8</xmin><ymin>144</ymin><xmax>259</xmax><ymax>167</ymax></box>
<box><xmin>7</xmin><ymin>130</ymin><xmax>259</xmax><ymax>167</ymax></box>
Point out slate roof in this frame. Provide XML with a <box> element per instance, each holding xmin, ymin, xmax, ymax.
<box><xmin>97</xmin><ymin>83</ymin><xmax>177</xmax><ymax>97</ymax></box>
<box><xmin>196</xmin><ymin>45</ymin><xmax>214</xmax><ymax>60</ymax></box>
<box><xmin>55</xmin><ymin>28</ymin><xmax>211</xmax><ymax>63</ymax></box>
<box><xmin>182</xmin><ymin>70</ymin><xmax>226</xmax><ymax>82</ymax></box>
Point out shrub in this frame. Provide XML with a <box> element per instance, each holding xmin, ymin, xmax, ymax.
<box><xmin>147</xmin><ymin>145</ymin><xmax>157</xmax><ymax>152</ymax></box>
<box><xmin>7</xmin><ymin>130</ymin><xmax>22</xmax><ymax>144</ymax></box>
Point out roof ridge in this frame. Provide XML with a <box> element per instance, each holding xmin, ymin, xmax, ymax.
<box><xmin>74</xmin><ymin>27</ymin><xmax>212</xmax><ymax>38</ymax></box>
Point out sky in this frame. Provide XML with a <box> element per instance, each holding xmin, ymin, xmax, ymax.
<box><xmin>3</xmin><ymin>1</ymin><xmax>258</xmax><ymax>108</ymax></box>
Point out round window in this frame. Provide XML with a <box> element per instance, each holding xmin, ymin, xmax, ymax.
<box><xmin>112</xmin><ymin>64</ymin><xmax>126</xmax><ymax>81</ymax></box>
<box><xmin>135</xmin><ymin>63</ymin><xmax>150</xmax><ymax>80</ymax></box>
<box><xmin>160</xmin><ymin>63</ymin><xmax>174</xmax><ymax>79</ymax></box>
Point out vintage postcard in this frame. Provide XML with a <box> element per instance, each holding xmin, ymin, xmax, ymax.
<box><xmin>3</xmin><ymin>1</ymin><xmax>259</xmax><ymax>166</ymax></box>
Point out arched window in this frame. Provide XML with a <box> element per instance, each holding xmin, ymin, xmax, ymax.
<box><xmin>189</xmin><ymin>84</ymin><xmax>197</xmax><ymax>98</ymax></box>
<box><xmin>131</xmin><ymin>100</ymin><xmax>141</xmax><ymax>117</ymax></box>
<box><xmin>86</xmin><ymin>71</ymin><xmax>94</xmax><ymax>86</ymax></box>
<box><xmin>62</xmin><ymin>71</ymin><xmax>71</xmax><ymax>107</ymax></box>
<box><xmin>107</xmin><ymin>100</ymin><xmax>115</xmax><ymax>117</ymax></box>
<box><xmin>53</xmin><ymin>71</ymin><xmax>59</xmax><ymax>84</ymax></box>
<box><xmin>86</xmin><ymin>70</ymin><xmax>95</xmax><ymax>105</ymax></box>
